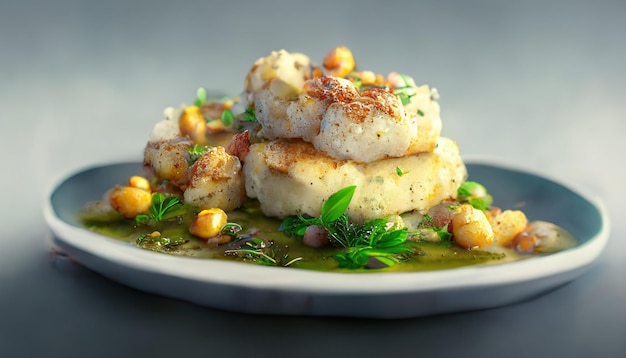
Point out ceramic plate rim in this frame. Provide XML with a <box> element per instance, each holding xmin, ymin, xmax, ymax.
<box><xmin>43</xmin><ymin>156</ymin><xmax>610</xmax><ymax>296</ymax></box>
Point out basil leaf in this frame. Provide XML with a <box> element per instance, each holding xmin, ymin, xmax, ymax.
<box><xmin>321</xmin><ymin>185</ymin><xmax>356</xmax><ymax>224</ymax></box>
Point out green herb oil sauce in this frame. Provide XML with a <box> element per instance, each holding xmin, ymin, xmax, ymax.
<box><xmin>78</xmin><ymin>199</ymin><xmax>541</xmax><ymax>273</ymax></box>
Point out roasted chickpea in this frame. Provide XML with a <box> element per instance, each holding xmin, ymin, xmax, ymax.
<box><xmin>179</xmin><ymin>106</ymin><xmax>207</xmax><ymax>144</ymax></box>
<box><xmin>323</xmin><ymin>46</ymin><xmax>355</xmax><ymax>78</ymax></box>
<box><xmin>128</xmin><ymin>175</ymin><xmax>150</xmax><ymax>191</ymax></box>
<box><xmin>189</xmin><ymin>208</ymin><xmax>228</xmax><ymax>240</ymax></box>
<box><xmin>451</xmin><ymin>204</ymin><xmax>494</xmax><ymax>249</ymax></box>
<box><xmin>109</xmin><ymin>186</ymin><xmax>152</xmax><ymax>218</ymax></box>
<box><xmin>357</xmin><ymin>70</ymin><xmax>377</xmax><ymax>86</ymax></box>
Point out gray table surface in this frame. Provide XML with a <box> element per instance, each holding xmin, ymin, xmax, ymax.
<box><xmin>2</xmin><ymin>0</ymin><xmax>625</xmax><ymax>357</ymax></box>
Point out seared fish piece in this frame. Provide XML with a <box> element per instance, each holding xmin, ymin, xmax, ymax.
<box><xmin>244</xmin><ymin>136</ymin><xmax>466</xmax><ymax>223</ymax></box>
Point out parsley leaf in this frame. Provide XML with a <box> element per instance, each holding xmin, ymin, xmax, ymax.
<box><xmin>135</xmin><ymin>193</ymin><xmax>186</xmax><ymax>224</ymax></box>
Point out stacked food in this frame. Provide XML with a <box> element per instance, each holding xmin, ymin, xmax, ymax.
<box><xmin>91</xmin><ymin>46</ymin><xmax>575</xmax><ymax>270</ymax></box>
<box><xmin>144</xmin><ymin>47</ymin><xmax>465</xmax><ymax>223</ymax></box>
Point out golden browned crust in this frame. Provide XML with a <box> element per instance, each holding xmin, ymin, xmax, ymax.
<box><xmin>143</xmin><ymin>137</ymin><xmax>192</xmax><ymax>187</ymax></box>
<box><xmin>263</xmin><ymin>139</ymin><xmax>341</xmax><ymax>174</ymax></box>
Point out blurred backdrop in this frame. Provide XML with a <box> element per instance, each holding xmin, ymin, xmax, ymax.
<box><xmin>1</xmin><ymin>0</ymin><xmax>625</xmax><ymax>357</ymax></box>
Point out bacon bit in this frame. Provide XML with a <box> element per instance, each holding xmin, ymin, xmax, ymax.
<box><xmin>226</xmin><ymin>130</ymin><xmax>251</xmax><ymax>163</ymax></box>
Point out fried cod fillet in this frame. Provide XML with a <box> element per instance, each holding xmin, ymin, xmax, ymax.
<box><xmin>244</xmin><ymin>136</ymin><xmax>467</xmax><ymax>222</ymax></box>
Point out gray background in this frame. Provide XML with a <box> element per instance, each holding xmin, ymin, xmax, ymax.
<box><xmin>1</xmin><ymin>0</ymin><xmax>625</xmax><ymax>357</ymax></box>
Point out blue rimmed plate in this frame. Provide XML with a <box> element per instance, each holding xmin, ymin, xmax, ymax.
<box><xmin>44</xmin><ymin>158</ymin><xmax>609</xmax><ymax>318</ymax></box>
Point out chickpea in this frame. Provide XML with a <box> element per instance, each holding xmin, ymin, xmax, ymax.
<box><xmin>487</xmin><ymin>210</ymin><xmax>528</xmax><ymax>247</ymax></box>
<box><xmin>179</xmin><ymin>106</ymin><xmax>208</xmax><ymax>144</ymax></box>
<box><xmin>357</xmin><ymin>70</ymin><xmax>377</xmax><ymax>86</ymax></box>
<box><xmin>128</xmin><ymin>175</ymin><xmax>150</xmax><ymax>191</ymax></box>
<box><xmin>109</xmin><ymin>186</ymin><xmax>152</xmax><ymax>218</ymax></box>
<box><xmin>451</xmin><ymin>204</ymin><xmax>494</xmax><ymax>249</ymax></box>
<box><xmin>189</xmin><ymin>208</ymin><xmax>228</xmax><ymax>240</ymax></box>
<box><xmin>374</xmin><ymin>73</ymin><xmax>386</xmax><ymax>86</ymax></box>
<box><xmin>323</xmin><ymin>46</ymin><xmax>355</xmax><ymax>78</ymax></box>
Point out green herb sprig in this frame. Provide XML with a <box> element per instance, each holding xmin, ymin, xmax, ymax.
<box><xmin>393</xmin><ymin>73</ymin><xmax>416</xmax><ymax>106</ymax></box>
<box><xmin>396</xmin><ymin>167</ymin><xmax>407</xmax><ymax>176</ymax></box>
<box><xmin>135</xmin><ymin>193</ymin><xmax>186</xmax><ymax>224</ymax></box>
<box><xmin>457</xmin><ymin>181</ymin><xmax>493</xmax><ymax>211</ymax></box>
<box><xmin>188</xmin><ymin>144</ymin><xmax>211</xmax><ymax>165</ymax></box>
<box><xmin>225</xmin><ymin>237</ymin><xmax>302</xmax><ymax>267</ymax></box>
<box><xmin>279</xmin><ymin>186</ymin><xmax>417</xmax><ymax>269</ymax></box>
<box><xmin>242</xmin><ymin>108</ymin><xmax>257</xmax><ymax>122</ymax></box>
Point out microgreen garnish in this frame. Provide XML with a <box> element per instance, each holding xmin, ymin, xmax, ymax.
<box><xmin>221</xmin><ymin>108</ymin><xmax>235</xmax><ymax>126</ymax></box>
<box><xmin>136</xmin><ymin>232</ymin><xmax>188</xmax><ymax>250</ymax></box>
<box><xmin>396</xmin><ymin>167</ymin><xmax>406</xmax><ymax>176</ymax></box>
<box><xmin>393</xmin><ymin>73</ymin><xmax>416</xmax><ymax>106</ymax></box>
<box><xmin>220</xmin><ymin>222</ymin><xmax>243</xmax><ymax>237</ymax></box>
<box><xmin>396</xmin><ymin>92</ymin><xmax>412</xmax><ymax>106</ymax></box>
<box><xmin>135</xmin><ymin>193</ymin><xmax>186</xmax><ymax>224</ymax></box>
<box><xmin>280</xmin><ymin>186</ymin><xmax>417</xmax><ymax>269</ymax></box>
<box><xmin>417</xmin><ymin>109</ymin><xmax>424</xmax><ymax>116</ymax></box>
<box><xmin>225</xmin><ymin>237</ymin><xmax>302</xmax><ymax>267</ymax></box>
<box><xmin>188</xmin><ymin>144</ymin><xmax>211</xmax><ymax>165</ymax></box>
<box><xmin>417</xmin><ymin>214</ymin><xmax>453</xmax><ymax>247</ymax></box>
<box><xmin>194</xmin><ymin>87</ymin><xmax>208</xmax><ymax>107</ymax></box>
<box><xmin>242</xmin><ymin>108</ymin><xmax>256</xmax><ymax>122</ymax></box>
<box><xmin>457</xmin><ymin>181</ymin><xmax>493</xmax><ymax>211</ymax></box>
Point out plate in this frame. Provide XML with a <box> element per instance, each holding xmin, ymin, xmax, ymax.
<box><xmin>44</xmin><ymin>158</ymin><xmax>609</xmax><ymax>318</ymax></box>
